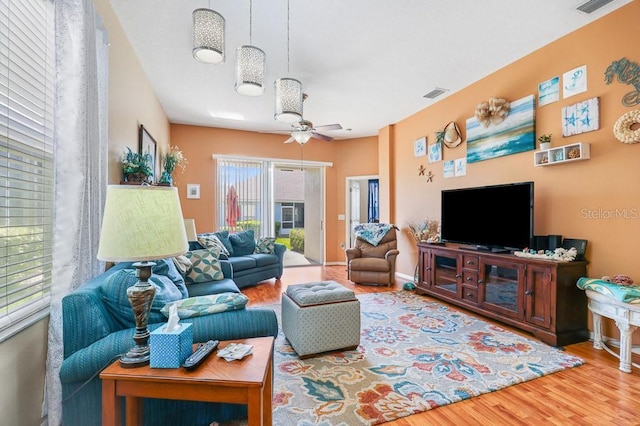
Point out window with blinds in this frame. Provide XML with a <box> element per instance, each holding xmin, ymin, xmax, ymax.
<box><xmin>0</xmin><ymin>0</ymin><xmax>55</xmax><ymax>340</ymax></box>
<box><xmin>216</xmin><ymin>158</ymin><xmax>271</xmax><ymax>237</ymax></box>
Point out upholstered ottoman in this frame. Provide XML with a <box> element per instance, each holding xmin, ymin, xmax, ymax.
<box><xmin>282</xmin><ymin>281</ymin><xmax>360</xmax><ymax>358</ymax></box>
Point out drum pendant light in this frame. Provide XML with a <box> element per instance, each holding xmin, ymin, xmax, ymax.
<box><xmin>274</xmin><ymin>0</ymin><xmax>303</xmax><ymax>122</ymax></box>
<box><xmin>235</xmin><ymin>0</ymin><xmax>266</xmax><ymax>96</ymax></box>
<box><xmin>192</xmin><ymin>7</ymin><xmax>225</xmax><ymax>64</ymax></box>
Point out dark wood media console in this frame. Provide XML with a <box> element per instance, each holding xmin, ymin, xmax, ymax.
<box><xmin>416</xmin><ymin>243</ymin><xmax>589</xmax><ymax>346</ymax></box>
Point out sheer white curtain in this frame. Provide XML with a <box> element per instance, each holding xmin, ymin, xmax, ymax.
<box><xmin>44</xmin><ymin>1</ymin><xmax>108</xmax><ymax>424</ymax></box>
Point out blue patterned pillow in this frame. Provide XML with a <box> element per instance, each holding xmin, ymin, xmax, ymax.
<box><xmin>161</xmin><ymin>292</ymin><xmax>249</xmax><ymax>319</ymax></box>
<box><xmin>184</xmin><ymin>248</ymin><xmax>224</xmax><ymax>284</ymax></box>
<box><xmin>254</xmin><ymin>237</ymin><xmax>276</xmax><ymax>254</ymax></box>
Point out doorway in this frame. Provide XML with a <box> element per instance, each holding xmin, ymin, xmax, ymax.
<box><xmin>273</xmin><ymin>164</ymin><xmax>326</xmax><ymax>267</ymax></box>
<box><xmin>345</xmin><ymin>175</ymin><xmax>379</xmax><ymax>248</ymax></box>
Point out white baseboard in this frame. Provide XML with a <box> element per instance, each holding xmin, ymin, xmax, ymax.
<box><xmin>395</xmin><ymin>272</ymin><xmax>414</xmax><ymax>282</ymax></box>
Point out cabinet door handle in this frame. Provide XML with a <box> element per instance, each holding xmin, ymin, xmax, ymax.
<box><xmin>455</xmin><ymin>274</ymin><xmax>461</xmax><ymax>279</ymax></box>
<box><xmin>466</xmin><ymin>276</ymin><xmax>473</xmax><ymax>281</ymax></box>
<box><xmin>477</xmin><ymin>280</ymin><xmax>483</xmax><ymax>284</ymax></box>
<box><xmin>426</xmin><ymin>267</ymin><xmax>431</xmax><ymax>271</ymax></box>
<box><xmin>466</xmin><ymin>293</ymin><xmax>473</xmax><ymax>298</ymax></box>
<box><xmin>525</xmin><ymin>290</ymin><xmax>533</xmax><ymax>296</ymax></box>
<box><xmin>466</xmin><ymin>260</ymin><xmax>473</xmax><ymax>265</ymax></box>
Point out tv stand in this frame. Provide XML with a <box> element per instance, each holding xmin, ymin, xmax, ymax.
<box><xmin>416</xmin><ymin>243</ymin><xmax>588</xmax><ymax>346</ymax></box>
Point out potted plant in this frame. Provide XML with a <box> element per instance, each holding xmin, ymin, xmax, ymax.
<box><xmin>538</xmin><ymin>134</ymin><xmax>552</xmax><ymax>150</ymax></box>
<box><xmin>122</xmin><ymin>147</ymin><xmax>153</xmax><ymax>183</ymax></box>
<box><xmin>159</xmin><ymin>146</ymin><xmax>188</xmax><ymax>186</ymax></box>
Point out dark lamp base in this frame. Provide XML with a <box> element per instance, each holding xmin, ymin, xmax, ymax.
<box><xmin>120</xmin><ymin>261</ymin><xmax>156</xmax><ymax>368</ymax></box>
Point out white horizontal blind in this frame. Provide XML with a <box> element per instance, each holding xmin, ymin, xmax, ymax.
<box><xmin>216</xmin><ymin>157</ymin><xmax>271</xmax><ymax>236</ymax></box>
<box><xmin>0</xmin><ymin>0</ymin><xmax>55</xmax><ymax>339</ymax></box>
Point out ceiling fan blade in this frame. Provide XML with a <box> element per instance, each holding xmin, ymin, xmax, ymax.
<box><xmin>314</xmin><ymin>123</ymin><xmax>342</xmax><ymax>131</ymax></box>
<box><xmin>311</xmin><ymin>132</ymin><xmax>333</xmax><ymax>142</ymax></box>
<box><xmin>284</xmin><ymin>136</ymin><xmax>295</xmax><ymax>143</ymax></box>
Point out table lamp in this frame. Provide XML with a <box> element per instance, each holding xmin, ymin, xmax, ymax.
<box><xmin>97</xmin><ymin>185</ymin><xmax>188</xmax><ymax>367</ymax></box>
<box><xmin>183</xmin><ymin>218</ymin><xmax>198</xmax><ymax>242</ymax></box>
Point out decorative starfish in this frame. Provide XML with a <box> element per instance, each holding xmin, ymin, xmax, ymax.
<box><xmin>426</xmin><ymin>171</ymin><xmax>434</xmax><ymax>182</ymax></box>
<box><xmin>418</xmin><ymin>165</ymin><xmax>426</xmax><ymax>176</ymax></box>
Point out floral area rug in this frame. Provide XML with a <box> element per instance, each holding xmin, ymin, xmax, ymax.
<box><xmin>271</xmin><ymin>291</ymin><xmax>583</xmax><ymax>425</ymax></box>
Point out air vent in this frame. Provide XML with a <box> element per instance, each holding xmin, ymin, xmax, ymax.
<box><xmin>577</xmin><ymin>0</ymin><xmax>614</xmax><ymax>14</ymax></box>
<box><xmin>423</xmin><ymin>87</ymin><xmax>448</xmax><ymax>99</ymax></box>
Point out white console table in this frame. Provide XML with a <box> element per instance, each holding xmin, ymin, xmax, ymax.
<box><xmin>586</xmin><ymin>289</ymin><xmax>640</xmax><ymax>373</ymax></box>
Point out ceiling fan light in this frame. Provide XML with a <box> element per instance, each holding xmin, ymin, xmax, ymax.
<box><xmin>292</xmin><ymin>130</ymin><xmax>312</xmax><ymax>144</ymax></box>
<box><xmin>235</xmin><ymin>45</ymin><xmax>266</xmax><ymax>96</ymax></box>
<box><xmin>192</xmin><ymin>8</ymin><xmax>225</xmax><ymax>64</ymax></box>
<box><xmin>274</xmin><ymin>78</ymin><xmax>303</xmax><ymax>122</ymax></box>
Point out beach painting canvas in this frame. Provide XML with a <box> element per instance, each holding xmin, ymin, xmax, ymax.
<box><xmin>466</xmin><ymin>94</ymin><xmax>536</xmax><ymax>163</ymax></box>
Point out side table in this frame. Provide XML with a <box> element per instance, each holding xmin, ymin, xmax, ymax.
<box><xmin>586</xmin><ymin>289</ymin><xmax>640</xmax><ymax>373</ymax></box>
<box><xmin>100</xmin><ymin>336</ymin><xmax>274</xmax><ymax>425</ymax></box>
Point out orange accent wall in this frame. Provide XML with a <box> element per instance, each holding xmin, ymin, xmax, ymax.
<box><xmin>170</xmin><ymin>125</ymin><xmax>378</xmax><ymax>263</ymax></box>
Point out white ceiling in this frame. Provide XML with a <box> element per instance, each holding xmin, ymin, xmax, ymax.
<box><xmin>109</xmin><ymin>0</ymin><xmax>630</xmax><ymax>141</ymax></box>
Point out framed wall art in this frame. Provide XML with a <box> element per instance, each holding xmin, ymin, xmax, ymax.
<box><xmin>465</xmin><ymin>94</ymin><xmax>536</xmax><ymax>163</ymax></box>
<box><xmin>186</xmin><ymin>184</ymin><xmax>200</xmax><ymax>199</ymax></box>
<box><xmin>414</xmin><ymin>137</ymin><xmax>426</xmax><ymax>158</ymax></box>
<box><xmin>139</xmin><ymin>124</ymin><xmax>157</xmax><ymax>183</ymax></box>
<box><xmin>562</xmin><ymin>97</ymin><xmax>599</xmax><ymax>136</ymax></box>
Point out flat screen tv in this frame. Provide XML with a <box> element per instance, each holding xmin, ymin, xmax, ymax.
<box><xmin>440</xmin><ymin>182</ymin><xmax>533</xmax><ymax>251</ymax></box>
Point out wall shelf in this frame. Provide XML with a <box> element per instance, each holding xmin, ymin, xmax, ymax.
<box><xmin>534</xmin><ymin>142</ymin><xmax>590</xmax><ymax>167</ymax></box>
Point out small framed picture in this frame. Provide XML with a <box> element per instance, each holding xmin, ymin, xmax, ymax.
<box><xmin>414</xmin><ymin>137</ymin><xmax>426</xmax><ymax>158</ymax></box>
<box><xmin>139</xmin><ymin>125</ymin><xmax>157</xmax><ymax>183</ymax></box>
<box><xmin>186</xmin><ymin>184</ymin><xmax>200</xmax><ymax>199</ymax></box>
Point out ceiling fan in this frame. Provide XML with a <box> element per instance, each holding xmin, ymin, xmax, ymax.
<box><xmin>284</xmin><ymin>120</ymin><xmax>343</xmax><ymax>145</ymax></box>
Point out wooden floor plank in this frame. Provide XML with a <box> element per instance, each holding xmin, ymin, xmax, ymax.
<box><xmin>242</xmin><ymin>265</ymin><xmax>640</xmax><ymax>425</ymax></box>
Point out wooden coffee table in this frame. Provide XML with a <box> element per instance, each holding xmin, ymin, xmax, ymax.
<box><xmin>100</xmin><ymin>336</ymin><xmax>274</xmax><ymax>426</ymax></box>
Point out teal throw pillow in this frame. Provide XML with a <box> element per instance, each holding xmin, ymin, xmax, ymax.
<box><xmin>161</xmin><ymin>292</ymin><xmax>249</xmax><ymax>319</ymax></box>
<box><xmin>197</xmin><ymin>233</ymin><xmax>230</xmax><ymax>256</ymax></box>
<box><xmin>100</xmin><ymin>269</ymin><xmax>183</xmax><ymax>329</ymax></box>
<box><xmin>213</xmin><ymin>230</ymin><xmax>234</xmax><ymax>256</ymax></box>
<box><xmin>184</xmin><ymin>248</ymin><xmax>224</xmax><ymax>284</ymax></box>
<box><xmin>230</xmin><ymin>229</ymin><xmax>255</xmax><ymax>256</ymax></box>
<box><xmin>254</xmin><ymin>237</ymin><xmax>276</xmax><ymax>254</ymax></box>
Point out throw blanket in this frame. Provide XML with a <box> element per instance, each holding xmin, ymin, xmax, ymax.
<box><xmin>353</xmin><ymin>223</ymin><xmax>394</xmax><ymax>246</ymax></box>
<box><xmin>577</xmin><ymin>277</ymin><xmax>640</xmax><ymax>304</ymax></box>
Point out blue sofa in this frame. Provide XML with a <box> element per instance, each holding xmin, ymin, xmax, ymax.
<box><xmin>60</xmin><ymin>258</ymin><xmax>278</xmax><ymax>426</ymax></box>
<box><xmin>197</xmin><ymin>230</ymin><xmax>286</xmax><ymax>289</ymax></box>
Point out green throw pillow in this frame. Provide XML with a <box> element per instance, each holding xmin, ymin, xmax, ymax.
<box><xmin>197</xmin><ymin>233</ymin><xmax>230</xmax><ymax>257</ymax></box>
<box><xmin>254</xmin><ymin>237</ymin><xmax>276</xmax><ymax>254</ymax></box>
<box><xmin>161</xmin><ymin>292</ymin><xmax>249</xmax><ymax>319</ymax></box>
<box><xmin>184</xmin><ymin>248</ymin><xmax>224</xmax><ymax>284</ymax></box>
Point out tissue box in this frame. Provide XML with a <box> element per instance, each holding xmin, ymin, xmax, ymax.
<box><xmin>150</xmin><ymin>322</ymin><xmax>193</xmax><ymax>368</ymax></box>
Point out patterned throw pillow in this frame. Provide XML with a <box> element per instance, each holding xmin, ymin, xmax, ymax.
<box><xmin>184</xmin><ymin>248</ymin><xmax>224</xmax><ymax>284</ymax></box>
<box><xmin>172</xmin><ymin>255</ymin><xmax>192</xmax><ymax>276</ymax></box>
<box><xmin>254</xmin><ymin>237</ymin><xmax>276</xmax><ymax>254</ymax></box>
<box><xmin>197</xmin><ymin>234</ymin><xmax>230</xmax><ymax>257</ymax></box>
<box><xmin>161</xmin><ymin>292</ymin><xmax>249</xmax><ymax>319</ymax></box>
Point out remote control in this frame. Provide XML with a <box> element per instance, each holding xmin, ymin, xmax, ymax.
<box><xmin>182</xmin><ymin>340</ymin><xmax>219</xmax><ymax>370</ymax></box>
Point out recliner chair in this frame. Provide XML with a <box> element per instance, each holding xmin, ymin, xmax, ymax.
<box><xmin>346</xmin><ymin>225</ymin><xmax>399</xmax><ymax>286</ymax></box>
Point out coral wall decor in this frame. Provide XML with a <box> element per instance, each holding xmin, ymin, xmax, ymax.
<box><xmin>562</xmin><ymin>97</ymin><xmax>600</xmax><ymax>137</ymax></box>
<box><xmin>466</xmin><ymin>94</ymin><xmax>535</xmax><ymax>163</ymax></box>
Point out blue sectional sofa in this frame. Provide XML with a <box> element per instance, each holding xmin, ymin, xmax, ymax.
<box><xmin>60</xmin><ymin>258</ymin><xmax>278</xmax><ymax>426</ymax></box>
<box><xmin>197</xmin><ymin>230</ymin><xmax>286</xmax><ymax>288</ymax></box>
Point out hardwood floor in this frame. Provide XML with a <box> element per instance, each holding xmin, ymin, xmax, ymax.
<box><xmin>242</xmin><ymin>265</ymin><xmax>640</xmax><ymax>425</ymax></box>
